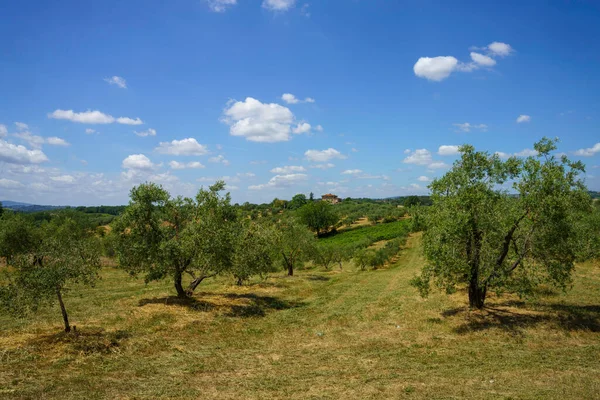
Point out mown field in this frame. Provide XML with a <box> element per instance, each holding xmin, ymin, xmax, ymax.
<box><xmin>1</xmin><ymin>233</ymin><xmax>599</xmax><ymax>399</ymax></box>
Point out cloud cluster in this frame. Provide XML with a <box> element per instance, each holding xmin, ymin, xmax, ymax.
<box><xmin>207</xmin><ymin>0</ymin><xmax>237</xmax><ymax>12</ymax></box>
<box><xmin>49</xmin><ymin>109</ymin><xmax>143</xmax><ymax>125</ymax></box>
<box><xmin>304</xmin><ymin>148</ymin><xmax>346</xmax><ymax>162</ymax></box>
<box><xmin>262</xmin><ymin>0</ymin><xmax>296</xmax><ymax>11</ymax></box>
<box><xmin>438</xmin><ymin>145</ymin><xmax>460</xmax><ymax>156</ymax></box>
<box><xmin>403</xmin><ymin>149</ymin><xmax>448</xmax><ymax>170</ymax></box>
<box><xmin>574</xmin><ymin>143</ymin><xmax>600</xmax><ymax>157</ymax></box>
<box><xmin>453</xmin><ymin>122</ymin><xmax>488</xmax><ymax>132</ymax></box>
<box><xmin>135</xmin><ymin>128</ymin><xmax>157</xmax><ymax>137</ymax></box>
<box><xmin>270</xmin><ymin>165</ymin><xmax>306</xmax><ymax>174</ymax></box>
<box><xmin>249</xmin><ymin>173</ymin><xmax>307</xmax><ymax>190</ymax></box>
<box><xmin>516</xmin><ymin>115</ymin><xmax>531</xmax><ymax>123</ymax></box>
<box><xmin>155</xmin><ymin>138</ymin><xmax>209</xmax><ymax>156</ymax></box>
<box><xmin>281</xmin><ymin>93</ymin><xmax>315</xmax><ymax>104</ymax></box>
<box><xmin>414</xmin><ymin>42</ymin><xmax>514</xmax><ymax>81</ymax></box>
<box><xmin>0</xmin><ymin>140</ymin><xmax>49</xmax><ymax>164</ymax></box>
<box><xmin>169</xmin><ymin>161</ymin><xmax>205</xmax><ymax>170</ymax></box>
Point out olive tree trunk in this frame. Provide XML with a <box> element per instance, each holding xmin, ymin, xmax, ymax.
<box><xmin>174</xmin><ymin>270</ymin><xmax>186</xmax><ymax>298</ymax></box>
<box><xmin>55</xmin><ymin>287</ymin><xmax>71</xmax><ymax>333</ymax></box>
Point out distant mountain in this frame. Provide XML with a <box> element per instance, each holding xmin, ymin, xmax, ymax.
<box><xmin>1</xmin><ymin>200</ymin><xmax>65</xmax><ymax>213</ymax></box>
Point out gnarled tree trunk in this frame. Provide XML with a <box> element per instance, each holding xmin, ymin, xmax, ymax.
<box><xmin>174</xmin><ymin>270</ymin><xmax>186</xmax><ymax>298</ymax></box>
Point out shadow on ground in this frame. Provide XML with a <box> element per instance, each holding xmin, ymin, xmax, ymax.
<box><xmin>138</xmin><ymin>293</ymin><xmax>304</xmax><ymax>318</ymax></box>
<box><xmin>442</xmin><ymin>301</ymin><xmax>600</xmax><ymax>335</ymax></box>
<box><xmin>27</xmin><ymin>327</ymin><xmax>131</xmax><ymax>354</ymax></box>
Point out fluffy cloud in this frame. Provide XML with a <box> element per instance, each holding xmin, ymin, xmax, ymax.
<box><xmin>0</xmin><ymin>124</ymin><xmax>7</xmax><ymax>137</ymax></box>
<box><xmin>270</xmin><ymin>165</ymin><xmax>306</xmax><ymax>174</ymax></box>
<box><xmin>470</xmin><ymin>52</ymin><xmax>496</xmax><ymax>67</ymax></box>
<box><xmin>135</xmin><ymin>128</ymin><xmax>157</xmax><ymax>137</ymax></box>
<box><xmin>305</xmin><ymin>148</ymin><xmax>346</xmax><ymax>162</ymax></box>
<box><xmin>417</xmin><ymin>176</ymin><xmax>431</xmax><ymax>182</ymax></box>
<box><xmin>514</xmin><ymin>149</ymin><xmax>538</xmax><ymax>157</ymax></box>
<box><xmin>46</xmin><ymin>137</ymin><xmax>70</xmax><ymax>146</ymax></box>
<box><xmin>155</xmin><ymin>138</ymin><xmax>209</xmax><ymax>156</ymax></box>
<box><xmin>207</xmin><ymin>0</ymin><xmax>237</xmax><ymax>12</ymax></box>
<box><xmin>169</xmin><ymin>161</ymin><xmax>205</xmax><ymax>170</ymax></box>
<box><xmin>249</xmin><ymin>173</ymin><xmax>307</xmax><ymax>190</ymax></box>
<box><xmin>413</xmin><ymin>56</ymin><xmax>459</xmax><ymax>82</ymax></box>
<box><xmin>208</xmin><ymin>155</ymin><xmax>230</xmax><ymax>166</ymax></box>
<box><xmin>516</xmin><ymin>115</ymin><xmax>531</xmax><ymax>123</ymax></box>
<box><xmin>49</xmin><ymin>109</ymin><xmax>143</xmax><ymax>125</ymax></box>
<box><xmin>222</xmin><ymin>97</ymin><xmax>296</xmax><ymax>142</ymax></box>
<box><xmin>293</xmin><ymin>122</ymin><xmax>311</xmax><ymax>134</ymax></box>
<box><xmin>0</xmin><ymin>140</ymin><xmax>49</xmax><ymax>164</ymax></box>
<box><xmin>453</xmin><ymin>122</ymin><xmax>488</xmax><ymax>132</ymax></box>
<box><xmin>342</xmin><ymin>169</ymin><xmax>362</xmax><ymax>175</ymax></box>
<box><xmin>281</xmin><ymin>93</ymin><xmax>315</xmax><ymax>104</ymax></box>
<box><xmin>487</xmin><ymin>42</ymin><xmax>514</xmax><ymax>57</ymax></box>
<box><xmin>403</xmin><ymin>149</ymin><xmax>432</xmax><ymax>165</ymax></box>
<box><xmin>574</xmin><ymin>143</ymin><xmax>600</xmax><ymax>157</ymax></box>
<box><xmin>104</xmin><ymin>76</ymin><xmax>127</xmax><ymax>89</ymax></box>
<box><xmin>438</xmin><ymin>145</ymin><xmax>460</xmax><ymax>155</ymax></box>
<box><xmin>122</xmin><ymin>154</ymin><xmax>157</xmax><ymax>170</ymax></box>
<box><xmin>414</xmin><ymin>42</ymin><xmax>513</xmax><ymax>82</ymax></box>
<box><xmin>262</xmin><ymin>0</ymin><xmax>295</xmax><ymax>12</ymax></box>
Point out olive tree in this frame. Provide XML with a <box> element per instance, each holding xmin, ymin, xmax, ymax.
<box><xmin>412</xmin><ymin>138</ymin><xmax>591</xmax><ymax>308</ymax></box>
<box><xmin>113</xmin><ymin>181</ymin><xmax>238</xmax><ymax>298</ymax></box>
<box><xmin>297</xmin><ymin>201</ymin><xmax>338</xmax><ymax>237</ymax></box>
<box><xmin>275</xmin><ymin>218</ymin><xmax>315</xmax><ymax>276</ymax></box>
<box><xmin>0</xmin><ymin>213</ymin><xmax>39</xmax><ymax>264</ymax></box>
<box><xmin>231</xmin><ymin>222</ymin><xmax>278</xmax><ymax>285</ymax></box>
<box><xmin>0</xmin><ymin>215</ymin><xmax>101</xmax><ymax>332</ymax></box>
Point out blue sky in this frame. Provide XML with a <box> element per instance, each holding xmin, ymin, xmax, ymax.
<box><xmin>0</xmin><ymin>0</ymin><xmax>599</xmax><ymax>205</ymax></box>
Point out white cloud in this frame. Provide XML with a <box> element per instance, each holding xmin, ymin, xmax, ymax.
<box><xmin>403</xmin><ymin>149</ymin><xmax>432</xmax><ymax>165</ymax></box>
<box><xmin>46</xmin><ymin>137</ymin><xmax>70</xmax><ymax>146</ymax></box>
<box><xmin>305</xmin><ymin>148</ymin><xmax>346</xmax><ymax>162</ymax></box>
<box><xmin>85</xmin><ymin>128</ymin><xmax>96</xmax><ymax>134</ymax></box>
<box><xmin>15</xmin><ymin>122</ymin><xmax>28</xmax><ymax>131</ymax></box>
<box><xmin>516</xmin><ymin>115</ymin><xmax>531</xmax><ymax>123</ymax></box>
<box><xmin>342</xmin><ymin>169</ymin><xmax>362</xmax><ymax>175</ymax></box>
<box><xmin>169</xmin><ymin>161</ymin><xmax>205</xmax><ymax>170</ymax></box>
<box><xmin>293</xmin><ymin>122</ymin><xmax>311</xmax><ymax>134</ymax></box>
<box><xmin>155</xmin><ymin>138</ymin><xmax>209</xmax><ymax>156</ymax></box>
<box><xmin>249</xmin><ymin>173</ymin><xmax>307</xmax><ymax>190</ymax></box>
<box><xmin>135</xmin><ymin>128</ymin><xmax>157</xmax><ymax>137</ymax></box>
<box><xmin>403</xmin><ymin>149</ymin><xmax>411</xmax><ymax>154</ymax></box>
<box><xmin>104</xmin><ymin>76</ymin><xmax>127</xmax><ymax>89</ymax></box>
<box><xmin>0</xmin><ymin>140</ymin><xmax>48</xmax><ymax>164</ymax></box>
<box><xmin>281</xmin><ymin>93</ymin><xmax>314</xmax><ymax>104</ymax></box>
<box><xmin>514</xmin><ymin>149</ymin><xmax>538</xmax><ymax>157</ymax></box>
<box><xmin>453</xmin><ymin>122</ymin><xmax>488</xmax><ymax>132</ymax></box>
<box><xmin>428</xmin><ymin>162</ymin><xmax>449</xmax><ymax>170</ymax></box>
<box><xmin>50</xmin><ymin>175</ymin><xmax>76</xmax><ymax>184</ymax></box>
<box><xmin>262</xmin><ymin>0</ymin><xmax>295</xmax><ymax>12</ymax></box>
<box><xmin>574</xmin><ymin>143</ymin><xmax>600</xmax><ymax>157</ymax></box>
<box><xmin>122</xmin><ymin>154</ymin><xmax>157</xmax><ymax>170</ymax></box>
<box><xmin>222</xmin><ymin>97</ymin><xmax>295</xmax><ymax>142</ymax></box>
<box><xmin>414</xmin><ymin>42</ymin><xmax>513</xmax><ymax>81</ymax></box>
<box><xmin>310</xmin><ymin>163</ymin><xmax>335</xmax><ymax>170</ymax></box>
<box><xmin>417</xmin><ymin>176</ymin><xmax>431</xmax><ymax>182</ymax></box>
<box><xmin>438</xmin><ymin>145</ymin><xmax>460</xmax><ymax>155</ymax></box>
<box><xmin>315</xmin><ymin>125</ymin><xmax>323</xmax><ymax>132</ymax></box>
<box><xmin>0</xmin><ymin>124</ymin><xmax>7</xmax><ymax>137</ymax></box>
<box><xmin>487</xmin><ymin>42</ymin><xmax>513</xmax><ymax>57</ymax></box>
<box><xmin>270</xmin><ymin>165</ymin><xmax>306</xmax><ymax>174</ymax></box>
<box><xmin>207</xmin><ymin>0</ymin><xmax>237</xmax><ymax>12</ymax></box>
<box><xmin>116</xmin><ymin>117</ymin><xmax>143</xmax><ymax>125</ymax></box>
<box><xmin>413</xmin><ymin>56</ymin><xmax>459</xmax><ymax>82</ymax></box>
<box><xmin>0</xmin><ymin>178</ymin><xmax>23</xmax><ymax>189</ymax></box>
<box><xmin>470</xmin><ymin>52</ymin><xmax>496</xmax><ymax>67</ymax></box>
<box><xmin>48</xmin><ymin>109</ymin><xmax>143</xmax><ymax>125</ymax></box>
<box><xmin>208</xmin><ymin>154</ymin><xmax>230</xmax><ymax>166</ymax></box>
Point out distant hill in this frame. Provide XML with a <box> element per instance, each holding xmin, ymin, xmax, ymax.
<box><xmin>1</xmin><ymin>200</ymin><xmax>65</xmax><ymax>213</ymax></box>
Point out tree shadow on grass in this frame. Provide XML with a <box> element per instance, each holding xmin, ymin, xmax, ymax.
<box><xmin>444</xmin><ymin>302</ymin><xmax>600</xmax><ymax>336</ymax></box>
<box><xmin>138</xmin><ymin>293</ymin><xmax>304</xmax><ymax>318</ymax></box>
<box><xmin>27</xmin><ymin>327</ymin><xmax>131</xmax><ymax>355</ymax></box>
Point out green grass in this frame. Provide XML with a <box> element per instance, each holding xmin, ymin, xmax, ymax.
<box><xmin>1</xmin><ymin>233</ymin><xmax>599</xmax><ymax>399</ymax></box>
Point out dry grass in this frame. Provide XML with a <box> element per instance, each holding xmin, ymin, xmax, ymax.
<box><xmin>1</xmin><ymin>233</ymin><xmax>599</xmax><ymax>399</ymax></box>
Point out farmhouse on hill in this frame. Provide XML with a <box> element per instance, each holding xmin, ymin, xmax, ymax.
<box><xmin>321</xmin><ymin>193</ymin><xmax>340</xmax><ymax>204</ymax></box>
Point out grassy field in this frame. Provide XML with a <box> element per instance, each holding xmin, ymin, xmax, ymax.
<box><xmin>1</xmin><ymin>233</ymin><xmax>599</xmax><ymax>399</ymax></box>
<box><xmin>320</xmin><ymin>219</ymin><xmax>411</xmax><ymax>248</ymax></box>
